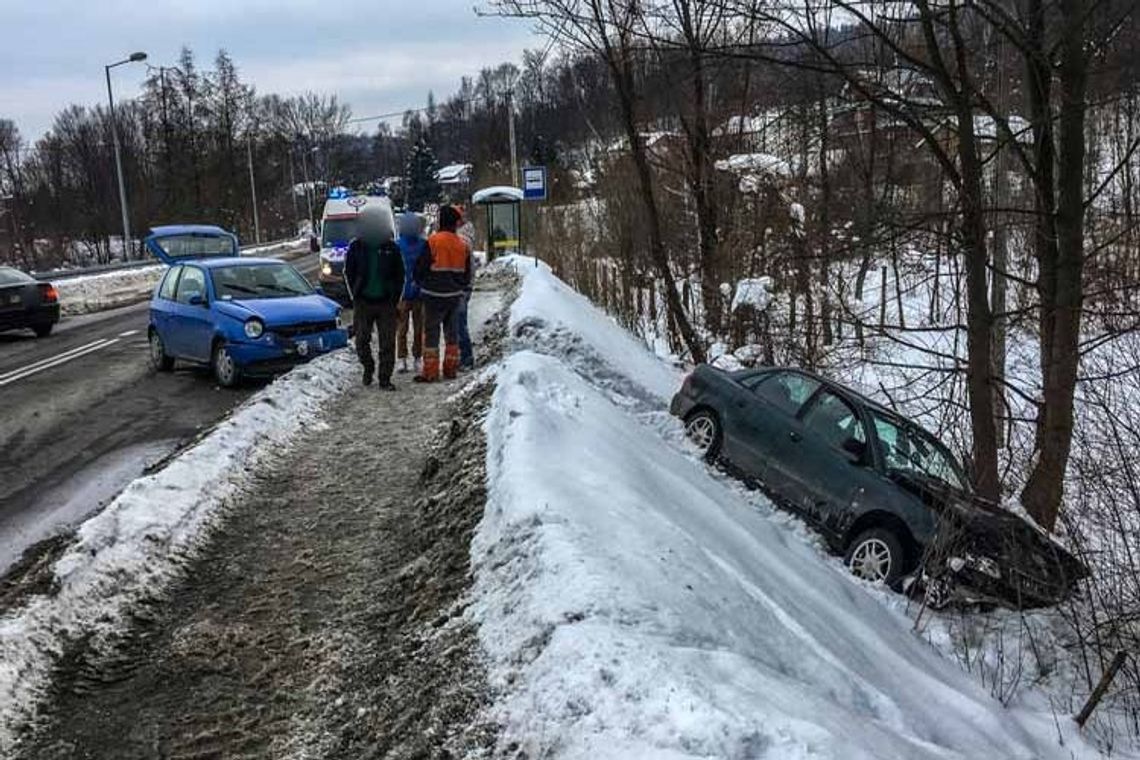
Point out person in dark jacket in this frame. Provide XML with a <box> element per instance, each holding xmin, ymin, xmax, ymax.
<box><xmin>343</xmin><ymin>203</ymin><xmax>404</xmax><ymax>389</ymax></box>
<box><xmin>395</xmin><ymin>211</ymin><xmax>427</xmax><ymax>374</ymax></box>
<box><xmin>413</xmin><ymin>204</ymin><xmax>472</xmax><ymax>382</ymax></box>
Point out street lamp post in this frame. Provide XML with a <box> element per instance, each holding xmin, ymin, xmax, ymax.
<box><xmin>105</xmin><ymin>51</ymin><xmax>147</xmax><ymax>259</ymax></box>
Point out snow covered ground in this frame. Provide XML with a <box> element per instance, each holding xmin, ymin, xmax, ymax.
<box><xmin>470</xmin><ymin>256</ymin><xmax>1121</xmax><ymax>759</ymax></box>
<box><xmin>53</xmin><ymin>237</ymin><xmax>308</xmax><ymax>316</ymax></box>
<box><xmin>0</xmin><ymin>348</ymin><xmax>356</xmax><ymax>753</ymax></box>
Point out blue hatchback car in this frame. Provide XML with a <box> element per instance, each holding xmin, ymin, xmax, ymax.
<box><xmin>145</xmin><ymin>225</ymin><xmax>348</xmax><ymax>386</ymax></box>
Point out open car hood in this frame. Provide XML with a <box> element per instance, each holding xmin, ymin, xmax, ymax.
<box><xmin>145</xmin><ymin>225</ymin><xmax>240</xmax><ymax>265</ymax></box>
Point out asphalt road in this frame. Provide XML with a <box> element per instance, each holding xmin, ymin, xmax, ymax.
<box><xmin>0</xmin><ymin>252</ymin><xmax>322</xmax><ymax>576</ymax></box>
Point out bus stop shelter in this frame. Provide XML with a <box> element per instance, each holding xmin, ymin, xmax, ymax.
<box><xmin>471</xmin><ymin>185</ymin><xmax>524</xmax><ymax>261</ymax></box>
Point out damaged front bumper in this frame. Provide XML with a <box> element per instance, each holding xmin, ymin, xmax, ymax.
<box><xmin>920</xmin><ymin>542</ymin><xmax>1086</xmax><ymax>610</ymax></box>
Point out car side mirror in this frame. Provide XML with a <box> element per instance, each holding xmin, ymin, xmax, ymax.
<box><xmin>842</xmin><ymin>438</ymin><xmax>868</xmax><ymax>465</ymax></box>
<box><xmin>188</xmin><ymin>293</ymin><xmax>206</xmax><ymax>307</ymax></box>
<box><xmin>309</xmin><ymin>236</ymin><xmax>320</xmax><ymax>254</ymax></box>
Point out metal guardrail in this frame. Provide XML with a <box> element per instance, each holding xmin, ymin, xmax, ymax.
<box><xmin>30</xmin><ymin>237</ymin><xmax>307</xmax><ymax>282</ymax></box>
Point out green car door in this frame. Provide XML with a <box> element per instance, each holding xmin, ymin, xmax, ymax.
<box><xmin>780</xmin><ymin>389</ymin><xmax>884</xmax><ymax>533</ymax></box>
<box><xmin>734</xmin><ymin>370</ymin><xmax>821</xmax><ymax>493</ymax></box>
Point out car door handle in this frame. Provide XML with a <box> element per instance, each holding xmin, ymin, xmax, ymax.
<box><xmin>789</xmin><ymin>431</ymin><xmax>802</xmax><ymax>443</ymax></box>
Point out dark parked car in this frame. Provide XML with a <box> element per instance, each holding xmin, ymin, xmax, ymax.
<box><xmin>0</xmin><ymin>266</ymin><xmax>60</xmax><ymax>337</ymax></box>
<box><xmin>671</xmin><ymin>365</ymin><xmax>1087</xmax><ymax>609</ymax></box>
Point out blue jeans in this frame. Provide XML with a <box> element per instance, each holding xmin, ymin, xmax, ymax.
<box><xmin>452</xmin><ymin>292</ymin><xmax>474</xmax><ymax>367</ymax></box>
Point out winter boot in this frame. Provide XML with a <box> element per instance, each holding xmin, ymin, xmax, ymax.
<box><xmin>443</xmin><ymin>343</ymin><xmax>460</xmax><ymax>379</ymax></box>
<box><xmin>397</xmin><ymin>357</ymin><xmax>409</xmax><ymax>374</ymax></box>
<box><xmin>414</xmin><ymin>357</ymin><xmax>423</xmax><ymax>375</ymax></box>
<box><xmin>414</xmin><ymin>349</ymin><xmax>440</xmax><ymax>383</ymax></box>
<box><xmin>362</xmin><ymin>367</ymin><xmax>374</xmax><ymax>386</ymax></box>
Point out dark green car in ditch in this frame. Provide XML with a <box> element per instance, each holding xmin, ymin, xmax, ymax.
<box><xmin>671</xmin><ymin>365</ymin><xmax>1086</xmax><ymax>609</ymax></box>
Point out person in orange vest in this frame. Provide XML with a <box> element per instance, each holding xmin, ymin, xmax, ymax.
<box><xmin>413</xmin><ymin>204</ymin><xmax>472</xmax><ymax>382</ymax></box>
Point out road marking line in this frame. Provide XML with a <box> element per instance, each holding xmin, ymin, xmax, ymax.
<box><xmin>0</xmin><ymin>339</ymin><xmax>114</xmax><ymax>383</ymax></box>
<box><xmin>0</xmin><ymin>339</ymin><xmax>120</xmax><ymax>388</ymax></box>
<box><xmin>118</xmin><ymin>329</ymin><xmax>140</xmax><ymax>338</ymax></box>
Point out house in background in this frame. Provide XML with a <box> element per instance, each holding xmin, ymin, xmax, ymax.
<box><xmin>436</xmin><ymin>163</ymin><xmax>474</xmax><ymax>200</ymax></box>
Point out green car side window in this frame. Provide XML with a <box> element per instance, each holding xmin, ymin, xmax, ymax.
<box><xmin>752</xmin><ymin>371</ymin><xmax>820</xmax><ymax>417</ymax></box>
<box><xmin>803</xmin><ymin>391</ymin><xmax>867</xmax><ymax>450</ymax></box>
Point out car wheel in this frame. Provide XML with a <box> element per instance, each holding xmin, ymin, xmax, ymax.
<box><xmin>684</xmin><ymin>409</ymin><xmax>722</xmax><ymax>461</ymax></box>
<box><xmin>845</xmin><ymin>528</ymin><xmax>905</xmax><ymax>586</ymax></box>
<box><xmin>149</xmin><ymin>330</ymin><xmax>175</xmax><ymax>372</ymax></box>
<box><xmin>212</xmin><ymin>342</ymin><xmax>240</xmax><ymax>387</ymax></box>
<box><xmin>33</xmin><ymin>323</ymin><xmax>53</xmax><ymax>338</ymax></box>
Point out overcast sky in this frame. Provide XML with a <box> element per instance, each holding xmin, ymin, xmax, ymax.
<box><xmin>0</xmin><ymin>0</ymin><xmax>538</xmax><ymax>141</ymax></box>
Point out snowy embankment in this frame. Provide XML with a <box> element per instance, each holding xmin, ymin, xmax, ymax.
<box><xmin>53</xmin><ymin>237</ymin><xmax>307</xmax><ymax>316</ymax></box>
<box><xmin>471</xmin><ymin>257</ymin><xmax>1109</xmax><ymax>759</ymax></box>
<box><xmin>0</xmin><ymin>349</ymin><xmax>356</xmax><ymax>752</ymax></box>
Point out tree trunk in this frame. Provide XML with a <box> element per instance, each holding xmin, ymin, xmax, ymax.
<box><xmin>685</xmin><ymin>37</ymin><xmax>722</xmax><ymax>340</ymax></box>
<box><xmin>956</xmin><ymin>102</ymin><xmax>1002</xmax><ymax>503</ymax></box>
<box><xmin>608</xmin><ymin>38</ymin><xmax>706</xmax><ymax>364</ymax></box>
<box><xmin>1022</xmin><ymin>0</ymin><xmax>1089</xmax><ymax>530</ymax></box>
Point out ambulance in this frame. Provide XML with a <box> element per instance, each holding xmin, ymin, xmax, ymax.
<box><xmin>316</xmin><ymin>190</ymin><xmax>393</xmax><ymax>305</ymax></box>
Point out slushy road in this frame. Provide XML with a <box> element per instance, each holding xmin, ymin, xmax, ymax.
<box><xmin>0</xmin><ymin>251</ymin><xmax>322</xmax><ymax>576</ymax></box>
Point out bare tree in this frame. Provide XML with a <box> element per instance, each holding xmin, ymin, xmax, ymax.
<box><xmin>489</xmin><ymin>0</ymin><xmax>708</xmax><ymax>363</ymax></box>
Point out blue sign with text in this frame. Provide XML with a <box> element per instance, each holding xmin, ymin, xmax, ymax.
<box><xmin>522</xmin><ymin>166</ymin><xmax>547</xmax><ymax>201</ymax></box>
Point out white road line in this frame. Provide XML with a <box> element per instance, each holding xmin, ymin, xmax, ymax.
<box><xmin>118</xmin><ymin>329</ymin><xmax>140</xmax><ymax>338</ymax></box>
<box><xmin>0</xmin><ymin>339</ymin><xmax>120</xmax><ymax>388</ymax></box>
<box><xmin>0</xmin><ymin>339</ymin><xmax>114</xmax><ymax>383</ymax></box>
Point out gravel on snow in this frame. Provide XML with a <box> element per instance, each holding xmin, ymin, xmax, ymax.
<box><xmin>15</xmin><ymin>280</ymin><xmax>512</xmax><ymax>759</ymax></box>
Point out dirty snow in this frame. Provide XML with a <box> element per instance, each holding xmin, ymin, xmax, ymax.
<box><xmin>470</xmin><ymin>257</ymin><xmax>1111</xmax><ymax>759</ymax></box>
<box><xmin>0</xmin><ymin>348</ymin><xmax>356</xmax><ymax>753</ymax></box>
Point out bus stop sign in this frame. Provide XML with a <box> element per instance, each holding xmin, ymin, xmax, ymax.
<box><xmin>522</xmin><ymin>166</ymin><xmax>547</xmax><ymax>200</ymax></box>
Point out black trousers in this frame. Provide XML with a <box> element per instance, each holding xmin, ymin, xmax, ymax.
<box><xmin>354</xmin><ymin>300</ymin><xmax>398</xmax><ymax>382</ymax></box>
<box><xmin>422</xmin><ymin>294</ymin><xmax>461</xmax><ymax>354</ymax></box>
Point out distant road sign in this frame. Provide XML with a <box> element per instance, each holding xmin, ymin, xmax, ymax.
<box><xmin>522</xmin><ymin>166</ymin><xmax>547</xmax><ymax>200</ymax></box>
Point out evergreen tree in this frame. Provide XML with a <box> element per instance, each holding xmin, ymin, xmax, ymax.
<box><xmin>403</xmin><ymin>138</ymin><xmax>440</xmax><ymax>212</ymax></box>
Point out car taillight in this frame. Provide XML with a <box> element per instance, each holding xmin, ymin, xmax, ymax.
<box><xmin>39</xmin><ymin>283</ymin><xmax>59</xmax><ymax>303</ymax></box>
<box><xmin>681</xmin><ymin>371</ymin><xmax>694</xmax><ymax>392</ymax></box>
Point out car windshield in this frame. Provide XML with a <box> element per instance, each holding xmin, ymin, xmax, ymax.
<box><xmin>322</xmin><ymin>218</ymin><xmax>358</xmax><ymax>246</ymax></box>
<box><xmin>871</xmin><ymin>412</ymin><xmax>969</xmax><ymax>493</ymax></box>
<box><xmin>211</xmin><ymin>263</ymin><xmax>313</xmax><ymax>300</ymax></box>
<box><xmin>0</xmin><ymin>267</ymin><xmax>33</xmax><ymax>285</ymax></box>
<box><xmin>154</xmin><ymin>233</ymin><xmax>237</xmax><ymax>259</ymax></box>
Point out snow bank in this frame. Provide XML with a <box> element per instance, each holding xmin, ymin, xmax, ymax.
<box><xmin>0</xmin><ymin>349</ymin><xmax>356</xmax><ymax>752</ymax></box>
<box><xmin>470</xmin><ymin>258</ymin><xmax>1107</xmax><ymax>759</ymax></box>
<box><xmin>53</xmin><ymin>238</ymin><xmax>308</xmax><ymax>316</ymax></box>
<box><xmin>55</xmin><ymin>264</ymin><xmax>164</xmax><ymax>316</ymax></box>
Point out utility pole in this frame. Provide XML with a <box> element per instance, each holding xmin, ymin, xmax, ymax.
<box><xmin>507</xmin><ymin>88</ymin><xmax>519</xmax><ymax>187</ymax></box>
<box><xmin>105</xmin><ymin>51</ymin><xmax>147</xmax><ymax>259</ymax></box>
<box><xmin>298</xmin><ymin>143</ymin><xmax>315</xmax><ymax>234</ymax></box>
<box><xmin>246</xmin><ymin>133</ymin><xmax>261</xmax><ymax>243</ymax></box>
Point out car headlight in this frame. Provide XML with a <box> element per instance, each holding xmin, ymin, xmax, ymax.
<box><xmin>321</xmin><ymin>261</ymin><xmax>333</xmax><ymax>276</ymax></box>
<box><xmin>335</xmin><ymin>309</ymin><xmax>346</xmax><ymax>329</ymax></box>
<box><xmin>244</xmin><ymin>319</ymin><xmax>265</xmax><ymax>339</ymax></box>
